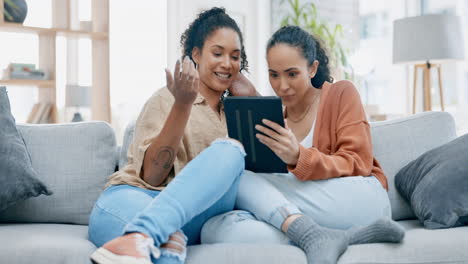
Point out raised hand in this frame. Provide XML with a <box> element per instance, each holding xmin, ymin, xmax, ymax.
<box><xmin>255</xmin><ymin>119</ymin><xmax>300</xmax><ymax>166</ymax></box>
<box><xmin>165</xmin><ymin>56</ymin><xmax>200</xmax><ymax>105</ymax></box>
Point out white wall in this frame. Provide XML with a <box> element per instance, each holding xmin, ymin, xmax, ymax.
<box><xmin>167</xmin><ymin>0</ymin><xmax>272</xmax><ymax>95</ymax></box>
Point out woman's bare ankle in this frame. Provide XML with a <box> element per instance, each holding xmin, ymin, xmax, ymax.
<box><xmin>281</xmin><ymin>214</ymin><xmax>303</xmax><ymax>233</ymax></box>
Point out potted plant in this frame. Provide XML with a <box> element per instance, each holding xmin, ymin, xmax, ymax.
<box><xmin>4</xmin><ymin>0</ymin><xmax>28</xmax><ymax>24</ymax></box>
<box><xmin>280</xmin><ymin>0</ymin><xmax>352</xmax><ymax>80</ymax></box>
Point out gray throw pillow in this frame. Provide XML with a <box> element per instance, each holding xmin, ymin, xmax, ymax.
<box><xmin>0</xmin><ymin>87</ymin><xmax>51</xmax><ymax>212</ymax></box>
<box><xmin>395</xmin><ymin>133</ymin><xmax>468</xmax><ymax>229</ymax></box>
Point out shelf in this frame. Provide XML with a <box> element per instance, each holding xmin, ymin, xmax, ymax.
<box><xmin>0</xmin><ymin>22</ymin><xmax>108</xmax><ymax>39</ymax></box>
<box><xmin>0</xmin><ymin>0</ymin><xmax>110</xmax><ymax>123</ymax></box>
<box><xmin>57</xmin><ymin>29</ymin><xmax>108</xmax><ymax>40</ymax></box>
<box><xmin>0</xmin><ymin>79</ymin><xmax>55</xmax><ymax>87</ymax></box>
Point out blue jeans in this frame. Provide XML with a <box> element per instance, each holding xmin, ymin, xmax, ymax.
<box><xmin>201</xmin><ymin>170</ymin><xmax>391</xmax><ymax>244</ymax></box>
<box><xmin>88</xmin><ymin>139</ymin><xmax>246</xmax><ymax>263</ymax></box>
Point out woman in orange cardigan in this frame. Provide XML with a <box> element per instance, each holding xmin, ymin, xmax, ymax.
<box><xmin>201</xmin><ymin>26</ymin><xmax>404</xmax><ymax>264</ymax></box>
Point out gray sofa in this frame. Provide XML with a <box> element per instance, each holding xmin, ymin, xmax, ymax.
<box><xmin>1</xmin><ymin>111</ymin><xmax>467</xmax><ymax>264</ymax></box>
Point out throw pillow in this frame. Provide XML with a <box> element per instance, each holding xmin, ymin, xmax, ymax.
<box><xmin>0</xmin><ymin>86</ymin><xmax>51</xmax><ymax>212</ymax></box>
<box><xmin>395</xmin><ymin>133</ymin><xmax>468</xmax><ymax>229</ymax></box>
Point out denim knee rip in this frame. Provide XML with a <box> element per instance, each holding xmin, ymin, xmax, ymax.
<box><xmin>160</xmin><ymin>232</ymin><xmax>188</xmax><ymax>262</ymax></box>
<box><xmin>211</xmin><ymin>138</ymin><xmax>247</xmax><ymax>156</ymax></box>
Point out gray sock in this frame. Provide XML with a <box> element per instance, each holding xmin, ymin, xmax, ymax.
<box><xmin>286</xmin><ymin>216</ymin><xmax>349</xmax><ymax>264</ymax></box>
<box><xmin>347</xmin><ymin>218</ymin><xmax>405</xmax><ymax>245</ymax></box>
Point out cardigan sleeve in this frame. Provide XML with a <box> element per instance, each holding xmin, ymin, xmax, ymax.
<box><xmin>288</xmin><ymin>82</ymin><xmax>375</xmax><ymax>181</ymax></box>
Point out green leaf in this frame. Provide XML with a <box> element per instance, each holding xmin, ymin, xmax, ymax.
<box><xmin>339</xmin><ymin>48</ymin><xmax>347</xmax><ymax>66</ymax></box>
<box><xmin>308</xmin><ymin>2</ymin><xmax>317</xmax><ymax>18</ymax></box>
<box><xmin>344</xmin><ymin>71</ymin><xmax>351</xmax><ymax>80</ymax></box>
<box><xmin>302</xmin><ymin>12</ymin><xmax>308</xmax><ymax>25</ymax></box>
<box><xmin>334</xmin><ymin>24</ymin><xmax>344</xmax><ymax>37</ymax></box>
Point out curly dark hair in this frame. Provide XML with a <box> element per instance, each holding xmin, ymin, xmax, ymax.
<box><xmin>180</xmin><ymin>7</ymin><xmax>248</xmax><ymax>72</ymax></box>
<box><xmin>267</xmin><ymin>25</ymin><xmax>333</xmax><ymax>88</ymax></box>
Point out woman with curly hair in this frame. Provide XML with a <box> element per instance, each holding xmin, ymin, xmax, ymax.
<box><xmin>88</xmin><ymin>7</ymin><xmax>255</xmax><ymax>264</ymax></box>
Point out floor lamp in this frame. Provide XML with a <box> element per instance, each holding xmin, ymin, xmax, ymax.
<box><xmin>393</xmin><ymin>14</ymin><xmax>465</xmax><ymax>114</ymax></box>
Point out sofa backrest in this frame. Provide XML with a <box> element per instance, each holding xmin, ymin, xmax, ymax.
<box><xmin>0</xmin><ymin>122</ymin><xmax>118</xmax><ymax>225</ymax></box>
<box><xmin>120</xmin><ymin>111</ymin><xmax>457</xmax><ymax>221</ymax></box>
<box><xmin>370</xmin><ymin>111</ymin><xmax>456</xmax><ymax>220</ymax></box>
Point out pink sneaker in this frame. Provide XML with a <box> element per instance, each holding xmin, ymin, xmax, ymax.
<box><xmin>91</xmin><ymin>233</ymin><xmax>160</xmax><ymax>264</ymax></box>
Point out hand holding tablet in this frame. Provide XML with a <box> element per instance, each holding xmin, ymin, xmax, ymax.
<box><xmin>254</xmin><ymin>118</ymin><xmax>300</xmax><ymax>167</ymax></box>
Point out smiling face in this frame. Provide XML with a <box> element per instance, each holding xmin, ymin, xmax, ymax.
<box><xmin>192</xmin><ymin>27</ymin><xmax>242</xmax><ymax>93</ymax></box>
<box><xmin>267</xmin><ymin>44</ymin><xmax>318</xmax><ymax>106</ymax></box>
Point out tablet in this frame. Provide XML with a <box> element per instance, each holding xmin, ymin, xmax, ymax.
<box><xmin>223</xmin><ymin>96</ymin><xmax>287</xmax><ymax>173</ymax></box>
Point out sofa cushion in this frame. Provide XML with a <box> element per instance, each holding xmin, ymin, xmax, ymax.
<box><xmin>0</xmin><ymin>86</ymin><xmax>51</xmax><ymax>212</ymax></box>
<box><xmin>186</xmin><ymin>244</ymin><xmax>306</xmax><ymax>264</ymax></box>
<box><xmin>395</xmin><ymin>133</ymin><xmax>468</xmax><ymax>229</ymax></box>
<box><xmin>0</xmin><ymin>224</ymin><xmax>94</xmax><ymax>264</ymax></box>
<box><xmin>339</xmin><ymin>220</ymin><xmax>468</xmax><ymax>264</ymax></box>
<box><xmin>0</xmin><ymin>122</ymin><xmax>117</xmax><ymax>225</ymax></box>
<box><xmin>370</xmin><ymin>111</ymin><xmax>456</xmax><ymax>221</ymax></box>
<box><xmin>1</xmin><ymin>221</ymin><xmax>467</xmax><ymax>264</ymax></box>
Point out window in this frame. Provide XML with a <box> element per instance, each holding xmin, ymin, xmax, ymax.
<box><xmin>355</xmin><ymin>0</ymin><xmax>408</xmax><ymax>115</ymax></box>
<box><xmin>109</xmin><ymin>0</ymin><xmax>167</xmax><ymax>142</ymax></box>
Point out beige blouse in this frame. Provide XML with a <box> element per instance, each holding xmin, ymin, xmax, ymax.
<box><xmin>106</xmin><ymin>87</ymin><xmax>227</xmax><ymax>191</ymax></box>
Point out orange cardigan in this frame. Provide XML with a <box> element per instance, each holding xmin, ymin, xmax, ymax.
<box><xmin>288</xmin><ymin>80</ymin><xmax>388</xmax><ymax>191</ymax></box>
